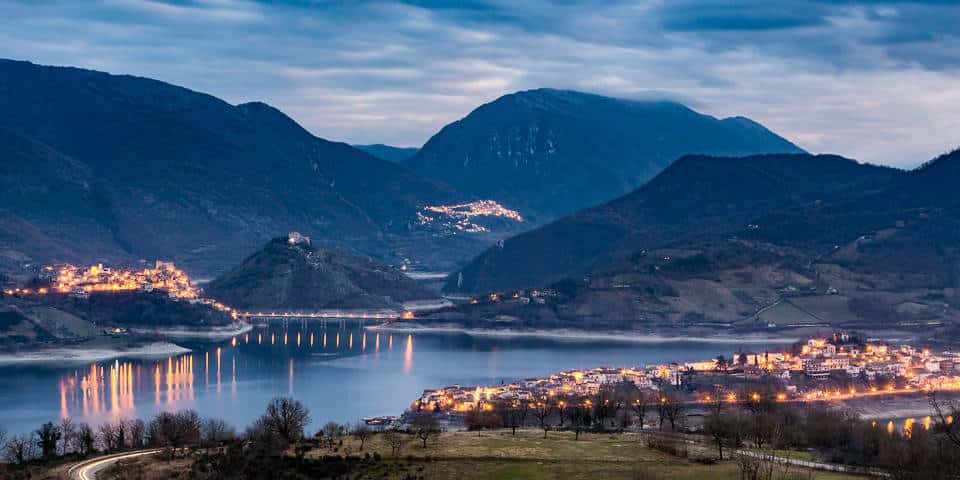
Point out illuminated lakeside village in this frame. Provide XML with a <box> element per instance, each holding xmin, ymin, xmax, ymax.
<box><xmin>3</xmin><ymin>261</ymin><xmax>239</xmax><ymax>319</ymax></box>
<box><xmin>413</xmin><ymin>334</ymin><xmax>960</xmax><ymax>429</ymax></box>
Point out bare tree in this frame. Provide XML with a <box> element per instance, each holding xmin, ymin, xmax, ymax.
<box><xmin>36</xmin><ymin>421</ymin><xmax>62</xmax><ymax>460</ymax></box>
<box><xmin>5</xmin><ymin>433</ymin><xmax>36</xmax><ymax>464</ymax></box>
<box><xmin>59</xmin><ymin>417</ymin><xmax>76</xmax><ymax>455</ymax></box>
<box><xmin>632</xmin><ymin>390</ymin><xmax>649</xmax><ymax>430</ymax></box>
<box><xmin>498</xmin><ymin>401</ymin><xmax>522</xmax><ymax>435</ymax></box>
<box><xmin>128</xmin><ymin>419</ymin><xmax>147</xmax><ymax>449</ymax></box>
<box><xmin>704</xmin><ymin>412</ymin><xmax>736</xmax><ymax>460</ymax></box>
<box><xmin>320</xmin><ymin>421</ymin><xmax>344</xmax><ymax>448</ymax></box>
<box><xmin>658</xmin><ymin>390</ymin><xmax>686</xmax><ymax>432</ymax></box>
<box><xmin>382</xmin><ymin>427</ymin><xmax>408</xmax><ymax>458</ymax></box>
<box><xmin>615</xmin><ymin>409</ymin><xmax>633</xmax><ymax>431</ymax></box>
<box><xmin>98</xmin><ymin>422</ymin><xmax>121</xmax><ymax>452</ymax></box>
<box><xmin>0</xmin><ymin>426</ymin><xmax>7</xmax><ymax>455</ymax></box>
<box><xmin>929</xmin><ymin>392</ymin><xmax>960</xmax><ymax>448</ymax></box>
<box><xmin>517</xmin><ymin>401</ymin><xmax>530</xmax><ymax>430</ymax></box>
<box><xmin>593</xmin><ymin>387</ymin><xmax>617</xmax><ymax>429</ymax></box>
<box><xmin>740</xmin><ymin>387</ymin><xmax>776</xmax><ymax>449</ymax></box>
<box><xmin>351</xmin><ymin>423</ymin><xmax>373</xmax><ymax>451</ymax></box>
<box><xmin>532</xmin><ymin>401</ymin><xmax>552</xmax><ymax>438</ymax></box>
<box><xmin>77</xmin><ymin>423</ymin><xmax>96</xmax><ymax>455</ymax></box>
<box><xmin>261</xmin><ymin>397</ymin><xmax>311</xmax><ymax>445</ymax></box>
<box><xmin>201</xmin><ymin>418</ymin><xmax>236</xmax><ymax>447</ymax></box>
<box><xmin>555</xmin><ymin>398</ymin><xmax>569</xmax><ymax>428</ymax></box>
<box><xmin>571</xmin><ymin>404</ymin><xmax>591</xmax><ymax>440</ymax></box>
<box><xmin>147</xmin><ymin>410</ymin><xmax>202</xmax><ymax>456</ymax></box>
<box><xmin>412</xmin><ymin>414</ymin><xmax>440</xmax><ymax>449</ymax></box>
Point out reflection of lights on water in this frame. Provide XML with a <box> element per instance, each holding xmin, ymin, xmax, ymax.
<box><xmin>403</xmin><ymin>335</ymin><xmax>414</xmax><ymax>375</ymax></box>
<box><xmin>154</xmin><ymin>364</ymin><xmax>161</xmax><ymax>405</ymax></box>
<box><xmin>288</xmin><ymin>358</ymin><xmax>294</xmax><ymax>395</ymax></box>
<box><xmin>56</xmin><ymin>326</ymin><xmax>419</xmax><ymax>425</ymax></box>
<box><xmin>216</xmin><ymin>348</ymin><xmax>222</xmax><ymax>395</ymax></box>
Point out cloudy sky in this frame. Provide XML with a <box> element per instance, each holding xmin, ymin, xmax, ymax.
<box><xmin>3</xmin><ymin>0</ymin><xmax>958</xmax><ymax>168</ymax></box>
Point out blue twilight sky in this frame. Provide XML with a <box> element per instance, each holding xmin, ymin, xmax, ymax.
<box><xmin>2</xmin><ymin>0</ymin><xmax>959</xmax><ymax>168</ymax></box>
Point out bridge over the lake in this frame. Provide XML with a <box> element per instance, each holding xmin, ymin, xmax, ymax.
<box><xmin>237</xmin><ymin>310</ymin><xmax>406</xmax><ymax>320</ymax></box>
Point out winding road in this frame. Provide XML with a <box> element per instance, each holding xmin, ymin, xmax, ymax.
<box><xmin>67</xmin><ymin>449</ymin><xmax>161</xmax><ymax>480</ymax></box>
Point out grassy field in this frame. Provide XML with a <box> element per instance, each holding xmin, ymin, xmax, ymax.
<box><xmin>81</xmin><ymin>430</ymin><xmax>865</xmax><ymax>480</ymax></box>
<box><xmin>23</xmin><ymin>305</ymin><xmax>98</xmax><ymax>338</ymax></box>
<box><xmin>305</xmin><ymin>430</ymin><xmax>863</xmax><ymax>480</ymax></box>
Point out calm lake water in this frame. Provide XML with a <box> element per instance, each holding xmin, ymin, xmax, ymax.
<box><xmin>0</xmin><ymin>323</ymin><xmax>778</xmax><ymax>435</ymax></box>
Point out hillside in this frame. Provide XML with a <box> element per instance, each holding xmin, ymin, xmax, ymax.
<box><xmin>406</xmin><ymin>88</ymin><xmax>803</xmax><ymax>222</ymax></box>
<box><xmin>204</xmin><ymin>234</ymin><xmax>434</xmax><ymax>311</ymax></box>
<box><xmin>354</xmin><ymin>144</ymin><xmax>419</xmax><ymax>163</ymax></box>
<box><xmin>447</xmin><ymin>153</ymin><xmax>899</xmax><ymax>294</ymax></box>
<box><xmin>427</xmin><ymin>150</ymin><xmax>960</xmax><ymax>336</ymax></box>
<box><xmin>0</xmin><ymin>292</ymin><xmax>233</xmax><ymax>351</ymax></box>
<box><xmin>0</xmin><ymin>59</ymin><xmax>466</xmax><ymax>276</ymax></box>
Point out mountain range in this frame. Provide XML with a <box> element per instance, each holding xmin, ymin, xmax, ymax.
<box><xmin>405</xmin><ymin>88</ymin><xmax>803</xmax><ymax>222</ymax></box>
<box><xmin>0</xmin><ymin>59</ymin><xmax>464</xmax><ymax>275</ymax></box>
<box><xmin>447</xmin><ymin>153</ymin><xmax>898</xmax><ymax>293</ymax></box>
<box><xmin>0</xmin><ymin>60</ymin><xmax>802</xmax><ymax>279</ymax></box>
<box><xmin>439</xmin><ymin>150</ymin><xmax>960</xmax><ymax>334</ymax></box>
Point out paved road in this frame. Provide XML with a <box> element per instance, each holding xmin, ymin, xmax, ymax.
<box><xmin>67</xmin><ymin>449</ymin><xmax>161</xmax><ymax>480</ymax></box>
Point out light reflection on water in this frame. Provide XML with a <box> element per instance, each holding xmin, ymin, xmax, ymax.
<box><xmin>0</xmin><ymin>323</ymin><xmax>773</xmax><ymax>435</ymax></box>
<box><xmin>876</xmin><ymin>415</ymin><xmax>947</xmax><ymax>435</ymax></box>
<box><xmin>54</xmin><ymin>326</ymin><xmax>403</xmax><ymax>425</ymax></box>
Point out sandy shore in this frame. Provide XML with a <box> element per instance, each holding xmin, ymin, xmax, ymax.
<box><xmin>131</xmin><ymin>321</ymin><xmax>253</xmax><ymax>339</ymax></box>
<box><xmin>0</xmin><ymin>341</ymin><xmax>190</xmax><ymax>365</ymax></box>
<box><xmin>367</xmin><ymin>324</ymin><xmax>800</xmax><ymax>344</ymax></box>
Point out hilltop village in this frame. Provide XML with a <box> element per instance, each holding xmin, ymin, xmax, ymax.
<box><xmin>3</xmin><ymin>261</ymin><xmax>237</xmax><ymax>318</ymax></box>
<box><xmin>414</xmin><ymin>334</ymin><xmax>960</xmax><ymax>416</ymax></box>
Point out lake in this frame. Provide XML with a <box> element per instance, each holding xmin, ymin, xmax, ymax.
<box><xmin>0</xmin><ymin>322</ymin><xmax>780</xmax><ymax>435</ymax></box>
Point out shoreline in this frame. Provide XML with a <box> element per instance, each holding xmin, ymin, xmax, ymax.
<box><xmin>366</xmin><ymin>323</ymin><xmax>801</xmax><ymax>344</ymax></box>
<box><xmin>0</xmin><ymin>341</ymin><xmax>190</xmax><ymax>365</ymax></box>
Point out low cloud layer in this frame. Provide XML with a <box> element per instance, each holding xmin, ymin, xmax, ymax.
<box><xmin>3</xmin><ymin>0</ymin><xmax>958</xmax><ymax>167</ymax></box>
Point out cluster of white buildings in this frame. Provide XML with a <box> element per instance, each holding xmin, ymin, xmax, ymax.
<box><xmin>417</xmin><ymin>335</ymin><xmax>960</xmax><ymax>413</ymax></box>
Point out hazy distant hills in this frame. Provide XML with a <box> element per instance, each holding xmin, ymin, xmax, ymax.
<box><xmin>405</xmin><ymin>88</ymin><xmax>803</xmax><ymax>222</ymax></box>
<box><xmin>205</xmin><ymin>235</ymin><xmax>432</xmax><ymax>311</ymax></box>
<box><xmin>440</xmin><ymin>149</ymin><xmax>960</xmax><ymax>333</ymax></box>
<box><xmin>354</xmin><ymin>144</ymin><xmax>419</xmax><ymax>163</ymax></box>
<box><xmin>0</xmin><ymin>59</ymin><xmax>463</xmax><ymax>275</ymax></box>
<box><xmin>448</xmin><ymin>153</ymin><xmax>899</xmax><ymax>293</ymax></box>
